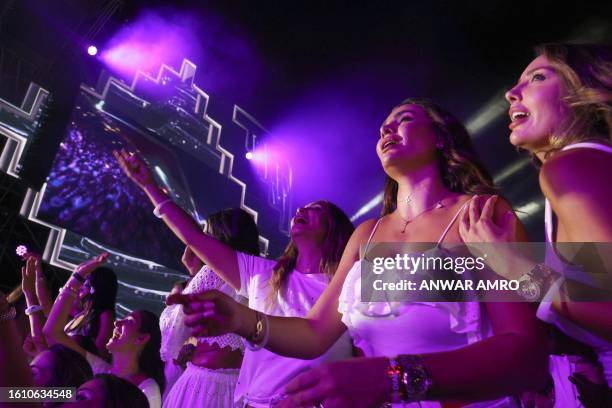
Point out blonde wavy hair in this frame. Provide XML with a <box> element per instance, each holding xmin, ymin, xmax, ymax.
<box><xmin>536</xmin><ymin>43</ymin><xmax>612</xmax><ymax>158</ymax></box>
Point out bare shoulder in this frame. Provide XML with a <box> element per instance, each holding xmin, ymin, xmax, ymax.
<box><xmin>345</xmin><ymin>218</ymin><xmax>381</xmax><ymax>249</ymax></box>
<box><xmin>540</xmin><ymin>146</ymin><xmax>612</xmax><ymax>199</ymax></box>
<box><xmin>540</xmin><ymin>146</ymin><xmax>612</xmax><ymax>240</ymax></box>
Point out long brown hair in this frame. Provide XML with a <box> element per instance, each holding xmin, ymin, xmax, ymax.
<box><xmin>382</xmin><ymin>98</ymin><xmax>497</xmax><ymax>215</ymax></box>
<box><xmin>269</xmin><ymin>201</ymin><xmax>354</xmax><ymax>298</ymax></box>
<box><xmin>535</xmin><ymin>43</ymin><xmax>612</xmax><ymax>158</ymax></box>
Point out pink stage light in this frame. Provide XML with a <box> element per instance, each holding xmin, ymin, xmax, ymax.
<box><xmin>99</xmin><ymin>11</ymin><xmax>197</xmax><ymax>78</ymax></box>
<box><xmin>245</xmin><ymin>151</ymin><xmax>254</xmax><ymax>160</ymax></box>
<box><xmin>87</xmin><ymin>45</ymin><xmax>98</xmax><ymax>56</ymax></box>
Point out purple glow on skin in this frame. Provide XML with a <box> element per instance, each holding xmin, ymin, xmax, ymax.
<box><xmin>100</xmin><ymin>10</ymin><xmax>201</xmax><ymax>77</ymax></box>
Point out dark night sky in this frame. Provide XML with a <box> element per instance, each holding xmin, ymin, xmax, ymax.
<box><xmin>2</xmin><ymin>0</ymin><xmax>611</xmax><ymax>239</ymax></box>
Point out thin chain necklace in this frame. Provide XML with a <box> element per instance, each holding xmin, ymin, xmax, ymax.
<box><xmin>398</xmin><ymin>194</ymin><xmax>447</xmax><ymax>234</ymax></box>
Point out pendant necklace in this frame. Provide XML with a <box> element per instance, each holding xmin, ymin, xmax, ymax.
<box><xmin>399</xmin><ymin>195</ymin><xmax>446</xmax><ymax>234</ymax></box>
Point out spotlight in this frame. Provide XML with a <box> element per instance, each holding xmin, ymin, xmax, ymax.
<box><xmin>87</xmin><ymin>45</ymin><xmax>98</xmax><ymax>56</ymax></box>
<box><xmin>245</xmin><ymin>151</ymin><xmax>254</xmax><ymax>160</ymax></box>
<box><xmin>16</xmin><ymin>245</ymin><xmax>29</xmax><ymax>257</ymax></box>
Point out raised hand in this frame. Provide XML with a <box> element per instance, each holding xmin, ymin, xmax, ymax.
<box><xmin>21</xmin><ymin>256</ymin><xmax>37</xmax><ymax>296</ymax></box>
<box><xmin>167</xmin><ymin>289</ymin><xmax>247</xmax><ymax>338</ymax></box>
<box><xmin>113</xmin><ymin>148</ymin><xmax>156</xmax><ymax>189</ymax></box>
<box><xmin>459</xmin><ymin>195</ymin><xmax>518</xmax><ymax>243</ymax></box>
<box><xmin>75</xmin><ymin>252</ymin><xmax>109</xmax><ymax>278</ymax></box>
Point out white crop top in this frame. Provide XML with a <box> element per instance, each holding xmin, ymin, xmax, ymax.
<box><xmin>159</xmin><ymin>265</ymin><xmax>244</xmax><ymax>363</ymax></box>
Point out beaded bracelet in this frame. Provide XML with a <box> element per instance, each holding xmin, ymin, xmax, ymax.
<box><xmin>25</xmin><ymin>305</ymin><xmax>44</xmax><ymax>315</ymax></box>
<box><xmin>387</xmin><ymin>357</ymin><xmax>403</xmax><ymax>404</ymax></box>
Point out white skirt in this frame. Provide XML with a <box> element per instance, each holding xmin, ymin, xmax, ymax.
<box><xmin>163</xmin><ymin>363</ymin><xmax>239</xmax><ymax>408</ymax></box>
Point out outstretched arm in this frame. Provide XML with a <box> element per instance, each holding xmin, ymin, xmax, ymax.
<box><xmin>113</xmin><ymin>149</ymin><xmax>242</xmax><ymax>290</ymax></box>
<box><xmin>43</xmin><ymin>253</ymin><xmax>109</xmax><ymax>357</ymax></box>
<box><xmin>168</xmin><ymin>219</ymin><xmax>377</xmax><ymax>359</ymax></box>
<box><xmin>21</xmin><ymin>256</ymin><xmax>47</xmax><ymax>353</ymax></box>
<box><xmin>0</xmin><ymin>291</ymin><xmax>36</xmax><ymax>394</ymax></box>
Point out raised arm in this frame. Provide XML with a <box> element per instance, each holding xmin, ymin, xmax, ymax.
<box><xmin>21</xmin><ymin>256</ymin><xmax>47</xmax><ymax>354</ymax></box>
<box><xmin>168</xmin><ymin>219</ymin><xmax>377</xmax><ymax>359</ymax></box>
<box><xmin>0</xmin><ymin>292</ymin><xmax>35</xmax><ymax>389</ymax></box>
<box><xmin>113</xmin><ymin>149</ymin><xmax>241</xmax><ymax>290</ymax></box>
<box><xmin>43</xmin><ymin>253</ymin><xmax>109</xmax><ymax>357</ymax></box>
<box><xmin>540</xmin><ymin>148</ymin><xmax>612</xmax><ymax>341</ymax></box>
<box><xmin>32</xmin><ymin>255</ymin><xmax>53</xmax><ymax>317</ymax></box>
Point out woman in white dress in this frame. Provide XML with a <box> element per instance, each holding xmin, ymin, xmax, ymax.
<box><xmin>114</xmin><ymin>150</ymin><xmax>356</xmax><ymax>407</ymax></box>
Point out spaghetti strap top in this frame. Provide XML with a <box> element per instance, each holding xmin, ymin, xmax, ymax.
<box><xmin>544</xmin><ymin>142</ymin><xmax>612</xmax><ymax>242</ymax></box>
<box><xmin>363</xmin><ymin>199</ymin><xmax>470</xmax><ymax>254</ymax></box>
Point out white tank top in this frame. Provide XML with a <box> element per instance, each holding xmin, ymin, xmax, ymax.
<box><xmin>538</xmin><ymin>141</ymin><xmax>612</xmax><ymax>387</ymax></box>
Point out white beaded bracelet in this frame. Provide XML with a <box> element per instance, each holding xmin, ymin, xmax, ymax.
<box><xmin>25</xmin><ymin>305</ymin><xmax>44</xmax><ymax>316</ymax></box>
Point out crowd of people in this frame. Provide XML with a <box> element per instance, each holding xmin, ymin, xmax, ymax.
<box><xmin>1</xmin><ymin>42</ymin><xmax>611</xmax><ymax>407</ymax></box>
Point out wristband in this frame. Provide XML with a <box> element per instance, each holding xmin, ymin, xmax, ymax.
<box><xmin>25</xmin><ymin>305</ymin><xmax>44</xmax><ymax>315</ymax></box>
<box><xmin>398</xmin><ymin>355</ymin><xmax>433</xmax><ymax>402</ymax></box>
<box><xmin>72</xmin><ymin>272</ymin><xmax>85</xmax><ymax>283</ymax></box>
<box><xmin>517</xmin><ymin>263</ymin><xmax>556</xmax><ymax>302</ymax></box>
<box><xmin>153</xmin><ymin>199</ymin><xmax>173</xmax><ymax>218</ymax></box>
<box><xmin>387</xmin><ymin>357</ymin><xmax>403</xmax><ymax>404</ymax></box>
<box><xmin>59</xmin><ymin>285</ymin><xmax>78</xmax><ymax>299</ymax></box>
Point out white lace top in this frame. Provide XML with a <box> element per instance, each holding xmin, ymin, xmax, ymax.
<box><xmin>159</xmin><ymin>265</ymin><xmax>244</xmax><ymax>363</ymax></box>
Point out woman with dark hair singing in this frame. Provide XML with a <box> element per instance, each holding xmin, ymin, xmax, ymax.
<box><xmin>114</xmin><ymin>149</ymin><xmax>355</xmax><ymax>407</ymax></box>
<box><xmin>169</xmin><ymin>99</ymin><xmax>550</xmax><ymax>407</ymax></box>
<box><xmin>43</xmin><ymin>253</ymin><xmax>164</xmax><ymax>408</ymax></box>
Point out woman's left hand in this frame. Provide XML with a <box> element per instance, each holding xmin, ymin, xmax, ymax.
<box><xmin>459</xmin><ymin>195</ymin><xmax>518</xmax><ymax>243</ymax></box>
<box><xmin>277</xmin><ymin>358</ymin><xmax>389</xmax><ymax>408</ymax></box>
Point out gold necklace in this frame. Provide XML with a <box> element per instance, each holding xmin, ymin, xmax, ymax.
<box><xmin>398</xmin><ymin>199</ymin><xmax>445</xmax><ymax>234</ymax></box>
